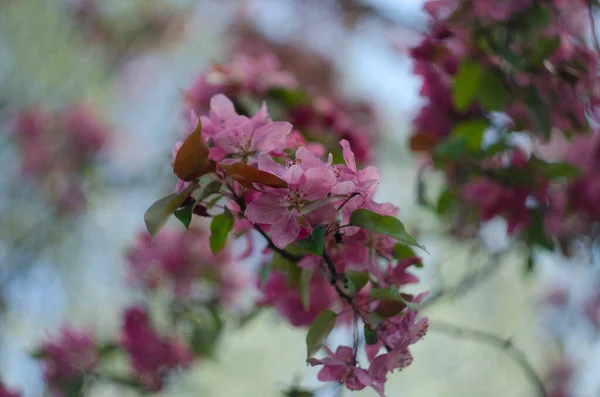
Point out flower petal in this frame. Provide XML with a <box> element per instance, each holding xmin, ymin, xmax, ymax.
<box><xmin>340</xmin><ymin>139</ymin><xmax>357</xmax><ymax>172</ymax></box>
<box><xmin>251</xmin><ymin>122</ymin><xmax>292</xmax><ymax>152</ymax></box>
<box><xmin>245</xmin><ymin>195</ymin><xmax>285</xmax><ymax>224</ymax></box>
<box><xmin>271</xmin><ymin>212</ymin><xmax>300</xmax><ymax>249</ymax></box>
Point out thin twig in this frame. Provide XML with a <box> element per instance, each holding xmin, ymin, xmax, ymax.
<box><xmin>429</xmin><ymin>322</ymin><xmax>548</xmax><ymax>397</ymax></box>
<box><xmin>423</xmin><ymin>253</ymin><xmax>502</xmax><ymax>309</ymax></box>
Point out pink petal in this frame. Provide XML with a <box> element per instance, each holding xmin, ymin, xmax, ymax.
<box><xmin>271</xmin><ymin>212</ymin><xmax>300</xmax><ymax>249</ymax></box>
<box><xmin>295</xmin><ymin>147</ymin><xmax>325</xmax><ymax>170</ymax></box>
<box><xmin>210</xmin><ymin>94</ymin><xmax>237</xmax><ymax>119</ymax></box>
<box><xmin>354</xmin><ymin>368</ymin><xmax>374</xmax><ymax>387</ymax></box>
<box><xmin>283</xmin><ymin>165</ymin><xmax>305</xmax><ymax>186</ymax></box>
<box><xmin>258</xmin><ymin>153</ymin><xmax>286</xmax><ymax>176</ymax></box>
<box><xmin>245</xmin><ymin>195</ymin><xmax>285</xmax><ymax>224</ymax></box>
<box><xmin>331</xmin><ymin>180</ymin><xmax>356</xmax><ymax>196</ymax></box>
<box><xmin>251</xmin><ymin>102</ymin><xmax>270</xmax><ymax>129</ymax></box>
<box><xmin>317</xmin><ymin>366</ymin><xmax>345</xmax><ymax>382</ymax></box>
<box><xmin>251</xmin><ymin>122</ymin><xmax>292</xmax><ymax>152</ymax></box>
<box><xmin>340</xmin><ymin>139</ymin><xmax>357</xmax><ymax>172</ymax></box>
<box><xmin>301</xmin><ymin>167</ymin><xmax>336</xmax><ymax>201</ymax></box>
<box><xmin>189</xmin><ymin>111</ymin><xmax>199</xmax><ymax>128</ymax></box>
<box><xmin>298</xmin><ymin>255</ymin><xmax>321</xmax><ymax>270</ymax></box>
<box><xmin>304</xmin><ymin>203</ymin><xmax>338</xmax><ymax>226</ymax></box>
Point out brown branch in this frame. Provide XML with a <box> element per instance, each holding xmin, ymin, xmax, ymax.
<box><xmin>429</xmin><ymin>322</ymin><xmax>548</xmax><ymax>397</ymax></box>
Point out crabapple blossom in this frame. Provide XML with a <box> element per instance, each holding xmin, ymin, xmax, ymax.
<box><xmin>39</xmin><ymin>328</ymin><xmax>99</xmax><ymax>396</ymax></box>
<box><xmin>120</xmin><ymin>307</ymin><xmax>193</xmax><ymax>391</ymax></box>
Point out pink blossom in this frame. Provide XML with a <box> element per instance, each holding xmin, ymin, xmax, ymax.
<box><xmin>61</xmin><ymin>103</ymin><xmax>108</xmax><ymax>154</ymax></box>
<box><xmin>11</xmin><ymin>107</ymin><xmax>51</xmax><ymax>177</ymax></box>
<box><xmin>186</xmin><ymin>54</ymin><xmax>297</xmax><ymax>115</ymax></box>
<box><xmin>461</xmin><ymin>180</ymin><xmax>532</xmax><ymax>234</ymax></box>
<box><xmin>200</xmin><ymin>94</ymin><xmax>292</xmax><ymax>162</ymax></box>
<box><xmin>245</xmin><ymin>151</ymin><xmax>337</xmax><ymax>248</ymax></box>
<box><xmin>120</xmin><ymin>307</ymin><xmax>193</xmax><ymax>391</ymax></box>
<box><xmin>381</xmin><ymin>257</ymin><xmax>422</xmax><ymax>287</ymax></box>
<box><xmin>332</xmin><ymin>139</ymin><xmax>379</xmax><ymax>196</ymax></box>
<box><xmin>309</xmin><ymin>345</ymin><xmax>385</xmax><ymax>396</ymax></box>
<box><xmin>126</xmin><ymin>228</ymin><xmax>235</xmax><ymax>299</ymax></box>
<box><xmin>258</xmin><ymin>271</ymin><xmax>337</xmax><ymax>327</ymax></box>
<box><xmin>471</xmin><ymin>0</ymin><xmax>534</xmax><ymax>23</ymax></box>
<box><xmin>40</xmin><ymin>328</ymin><xmax>98</xmax><ymax>395</ymax></box>
<box><xmin>366</xmin><ymin>295</ymin><xmax>429</xmax><ymax>367</ymax></box>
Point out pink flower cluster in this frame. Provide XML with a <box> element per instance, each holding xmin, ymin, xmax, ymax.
<box><xmin>187</xmin><ymin>54</ymin><xmax>297</xmax><ymax>115</ymax></box>
<box><xmin>120</xmin><ymin>307</ymin><xmax>193</xmax><ymax>391</ymax></box>
<box><xmin>409</xmin><ymin>0</ymin><xmax>600</xmax><ymax>250</ymax></box>
<box><xmin>11</xmin><ymin>104</ymin><xmax>108</xmax><ymax>214</ymax></box>
<box><xmin>309</xmin><ymin>296</ymin><xmax>428</xmax><ymax>396</ymax></box>
<box><xmin>167</xmin><ymin>85</ymin><xmax>429</xmax><ymax>396</ymax></box>
<box><xmin>126</xmin><ymin>227</ymin><xmax>242</xmax><ymax>303</ymax></box>
<box><xmin>39</xmin><ymin>328</ymin><xmax>99</xmax><ymax>396</ymax></box>
<box><xmin>185</xmin><ymin>54</ymin><xmax>375</xmax><ymax>164</ymax></box>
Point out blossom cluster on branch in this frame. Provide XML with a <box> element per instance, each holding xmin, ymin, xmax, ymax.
<box><xmin>13</xmin><ymin>54</ymin><xmax>426</xmax><ymax>397</ymax></box>
<box><xmin>410</xmin><ymin>0</ymin><xmax>600</xmax><ymax>262</ymax></box>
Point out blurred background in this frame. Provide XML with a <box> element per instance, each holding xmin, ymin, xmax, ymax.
<box><xmin>0</xmin><ymin>0</ymin><xmax>598</xmax><ymax>396</ymax></box>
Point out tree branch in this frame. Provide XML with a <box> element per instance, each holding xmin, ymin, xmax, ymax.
<box><xmin>423</xmin><ymin>253</ymin><xmax>502</xmax><ymax>309</ymax></box>
<box><xmin>429</xmin><ymin>321</ymin><xmax>548</xmax><ymax>397</ymax></box>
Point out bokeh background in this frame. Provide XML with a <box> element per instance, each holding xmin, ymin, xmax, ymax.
<box><xmin>1</xmin><ymin>0</ymin><xmax>598</xmax><ymax>396</ymax></box>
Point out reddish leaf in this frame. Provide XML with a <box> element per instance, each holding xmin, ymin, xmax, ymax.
<box><xmin>221</xmin><ymin>163</ymin><xmax>288</xmax><ymax>189</ymax></box>
<box><xmin>374</xmin><ymin>300</ymin><xmax>407</xmax><ymax>318</ymax></box>
<box><xmin>173</xmin><ymin>120</ymin><xmax>216</xmax><ymax>181</ymax></box>
<box><xmin>410</xmin><ymin>134</ymin><xmax>439</xmax><ymax>152</ymax></box>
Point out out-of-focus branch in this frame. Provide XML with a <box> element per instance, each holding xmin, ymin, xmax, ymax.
<box><xmin>423</xmin><ymin>252</ymin><xmax>503</xmax><ymax>309</ymax></box>
<box><xmin>429</xmin><ymin>322</ymin><xmax>548</xmax><ymax>397</ymax></box>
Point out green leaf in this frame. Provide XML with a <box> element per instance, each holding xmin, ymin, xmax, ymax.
<box><xmin>364</xmin><ymin>324</ymin><xmax>378</xmax><ymax>345</ymax></box>
<box><xmin>402</xmin><ymin>298</ymin><xmax>420</xmax><ymax>312</ymax></box>
<box><xmin>305</xmin><ymin>310</ymin><xmax>337</xmax><ymax>360</ymax></box>
<box><xmin>436</xmin><ymin>189</ymin><xmax>456</xmax><ymax>217</ymax></box>
<box><xmin>477</xmin><ymin>69</ymin><xmax>510</xmax><ymax>110</ymax></box>
<box><xmin>393</xmin><ymin>244</ymin><xmax>422</xmax><ymax>268</ymax></box>
<box><xmin>300</xmin><ymin>269</ymin><xmax>314</xmax><ymax>311</ymax></box>
<box><xmin>434</xmin><ymin>136</ymin><xmax>468</xmax><ymax>160</ymax></box>
<box><xmin>196</xmin><ymin>180</ymin><xmax>222</xmax><ymax>201</ymax></box>
<box><xmin>209</xmin><ymin>208</ymin><xmax>235</xmax><ymax>254</ymax></box>
<box><xmin>259</xmin><ymin>264</ymin><xmax>271</xmax><ymax>289</ymax></box>
<box><xmin>370</xmin><ymin>286</ymin><xmax>402</xmax><ymax>301</ymax></box>
<box><xmin>267</xmin><ymin>87</ymin><xmax>311</xmax><ymax>107</ymax></box>
<box><xmin>452</xmin><ymin>60</ymin><xmax>482</xmax><ymax>111</ymax></box>
<box><xmin>349</xmin><ymin>209</ymin><xmax>427</xmax><ymax>252</ymax></box>
<box><xmin>525</xmin><ymin>210</ymin><xmax>554</xmax><ymax>251</ymax></box>
<box><xmin>525</xmin><ymin>254</ymin><xmax>535</xmax><ymax>274</ymax></box>
<box><xmin>144</xmin><ymin>183</ymin><xmax>196</xmax><ymax>238</ymax></box>
<box><xmin>452</xmin><ymin>118</ymin><xmax>488</xmax><ymax>151</ymax></box>
<box><xmin>296</xmin><ymin>225</ymin><xmax>326</xmax><ymax>255</ymax></box>
<box><xmin>283</xmin><ymin>389</ymin><xmax>314</xmax><ymax>397</ymax></box>
<box><xmin>537</xmin><ymin>161</ymin><xmax>581</xmax><ymax>179</ymax></box>
<box><xmin>174</xmin><ymin>203</ymin><xmax>194</xmax><ymax>228</ymax></box>
<box><xmin>527</xmin><ymin>4</ymin><xmax>552</xmax><ymax>30</ymax></box>
<box><xmin>345</xmin><ymin>271</ymin><xmax>369</xmax><ymax>293</ymax></box>
<box><xmin>526</xmin><ymin>88</ymin><xmax>552</xmax><ymax>139</ymax></box>
<box><xmin>190</xmin><ymin>307</ymin><xmax>223</xmax><ymax>358</ymax></box>
<box><xmin>528</xmin><ymin>36</ymin><xmax>560</xmax><ymax>66</ymax></box>
<box><xmin>97</xmin><ymin>343</ymin><xmax>119</xmax><ymax>358</ymax></box>
<box><xmin>367</xmin><ymin>312</ymin><xmax>385</xmax><ymax>327</ymax></box>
